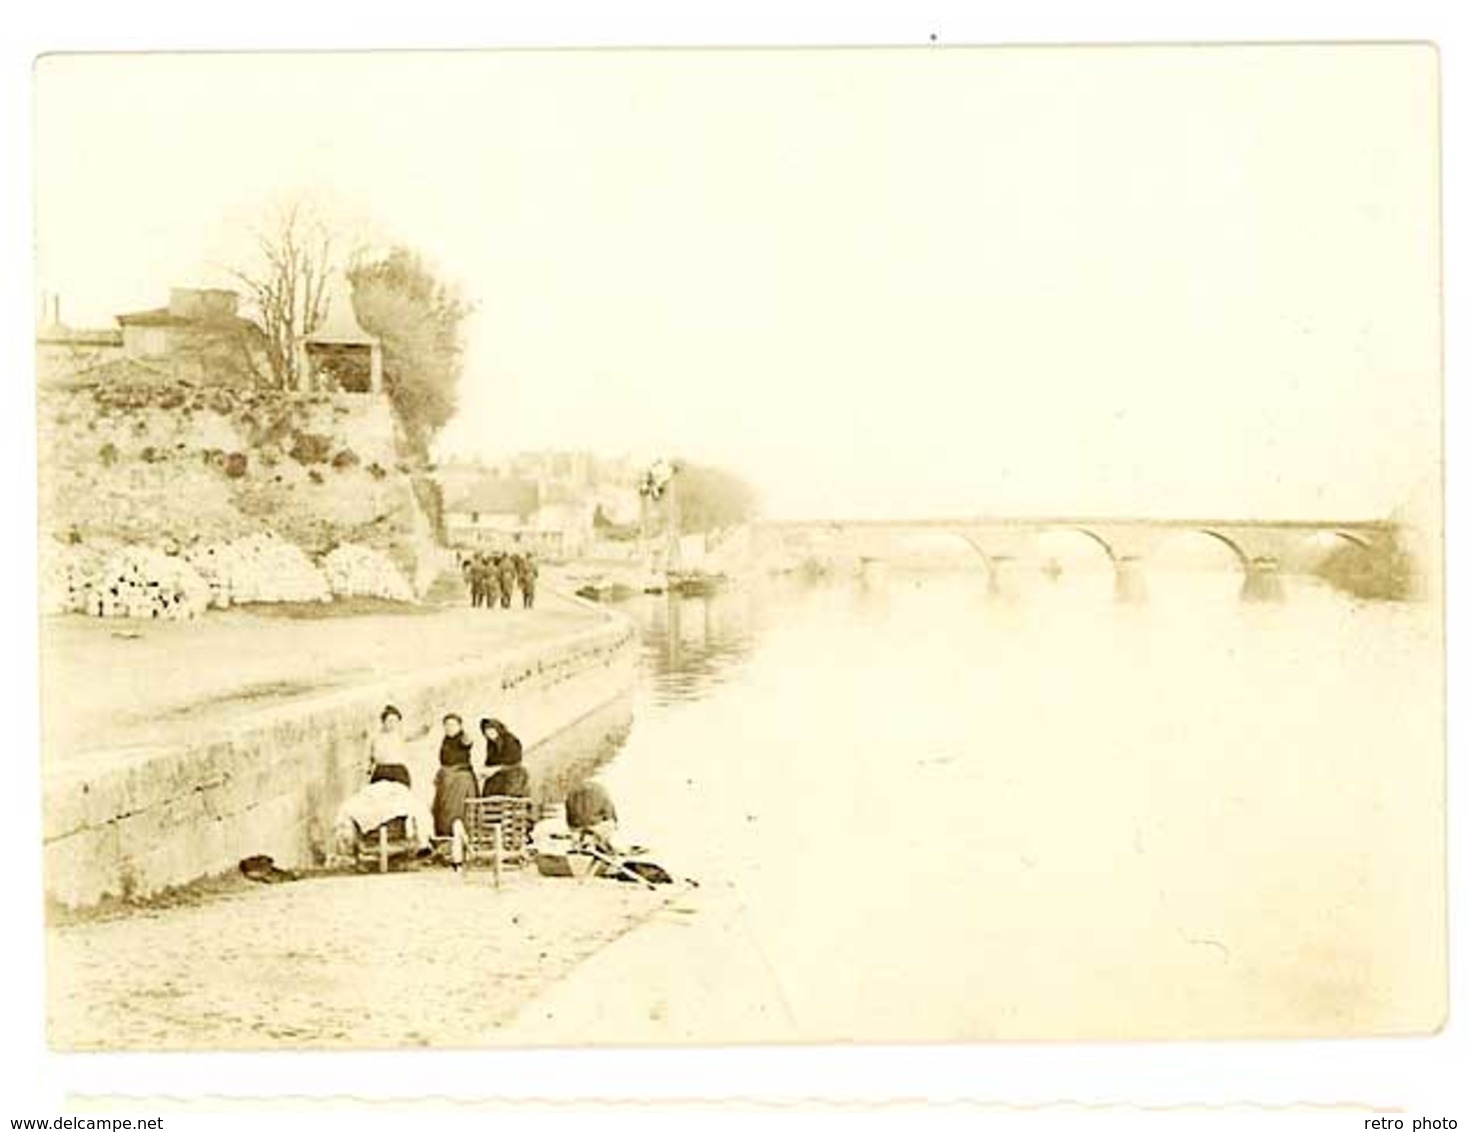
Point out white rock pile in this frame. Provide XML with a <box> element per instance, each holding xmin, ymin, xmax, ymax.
<box><xmin>45</xmin><ymin>544</ymin><xmax>213</xmax><ymax>620</ymax></box>
<box><xmin>214</xmin><ymin>532</ymin><xmax>333</xmax><ymax>605</ymax></box>
<box><xmin>322</xmin><ymin>543</ymin><xmax>415</xmax><ymax>602</ymax></box>
<box><xmin>40</xmin><ymin>532</ymin><xmax>429</xmax><ymax>619</ymax></box>
<box><xmin>181</xmin><ymin>542</ymin><xmax>237</xmax><ymax>609</ymax></box>
<box><xmin>39</xmin><ymin>540</ymin><xmax>104</xmax><ymax>616</ymax></box>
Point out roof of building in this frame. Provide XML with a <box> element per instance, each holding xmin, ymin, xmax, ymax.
<box><xmin>114</xmin><ymin>307</ymin><xmax>262</xmax><ymax>334</ymax></box>
<box><xmin>446</xmin><ymin>478</ymin><xmax>541</xmax><ymax>518</ymax></box>
<box><xmin>304</xmin><ymin>282</ymin><xmax>377</xmax><ymax>345</ymax></box>
<box><xmin>114</xmin><ymin>307</ymin><xmax>188</xmax><ymax>327</ymax></box>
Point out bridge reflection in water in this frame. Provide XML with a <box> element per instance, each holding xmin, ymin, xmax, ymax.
<box><xmin>756</xmin><ymin>516</ymin><xmax>1401</xmax><ymax>603</ymax></box>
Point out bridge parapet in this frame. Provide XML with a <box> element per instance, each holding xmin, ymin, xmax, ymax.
<box><xmin>755</xmin><ymin>517</ymin><xmax>1399</xmax><ymax>603</ymax></box>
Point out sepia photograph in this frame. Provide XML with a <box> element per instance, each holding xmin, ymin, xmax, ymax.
<box><xmin>31</xmin><ymin>42</ymin><xmax>1444</xmax><ymax>1056</ymax></box>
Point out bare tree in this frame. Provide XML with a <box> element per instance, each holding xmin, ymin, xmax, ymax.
<box><xmin>229</xmin><ymin>201</ymin><xmax>336</xmax><ymax>390</ymax></box>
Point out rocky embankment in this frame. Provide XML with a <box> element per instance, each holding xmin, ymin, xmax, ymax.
<box><xmin>38</xmin><ymin>377</ymin><xmax>442</xmax><ymax>602</ymax></box>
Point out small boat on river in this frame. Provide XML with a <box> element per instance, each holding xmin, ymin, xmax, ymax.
<box><xmin>667</xmin><ymin>570</ymin><xmax>728</xmax><ymax>597</ymax></box>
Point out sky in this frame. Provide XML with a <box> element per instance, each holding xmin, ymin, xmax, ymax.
<box><xmin>33</xmin><ymin>46</ymin><xmax>1440</xmax><ymax>520</ymax></box>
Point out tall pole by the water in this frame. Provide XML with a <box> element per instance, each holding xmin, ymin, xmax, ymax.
<box><xmin>639</xmin><ymin>489</ymin><xmax>652</xmax><ymax>579</ymax></box>
<box><xmin>666</xmin><ymin>467</ymin><xmax>682</xmax><ymax>575</ymax></box>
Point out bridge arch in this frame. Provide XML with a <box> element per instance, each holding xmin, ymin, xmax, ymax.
<box><xmin>1057</xmin><ymin>526</ymin><xmax>1119</xmax><ymax>563</ymax></box>
<box><xmin>1280</xmin><ymin>528</ymin><xmax>1379</xmax><ymax>579</ymax></box>
<box><xmin>1026</xmin><ymin>526</ymin><xmax>1118</xmax><ymax>584</ymax></box>
<box><xmin>951</xmin><ymin>532</ymin><xmax>998</xmax><ymax>578</ymax></box>
<box><xmin>818</xmin><ymin>524</ymin><xmax>1008</xmax><ymax>587</ymax></box>
<box><xmin>1329</xmin><ymin>530</ymin><xmax>1375</xmax><ymax>552</ymax></box>
<box><xmin>1286</xmin><ymin>528</ymin><xmax>1373</xmax><ymax>565</ymax></box>
<box><xmin>1148</xmin><ymin>527</ymin><xmax>1281</xmax><ymax>603</ymax></box>
<box><xmin>1189</xmin><ymin>529</ymin><xmax>1253</xmax><ymax>571</ymax></box>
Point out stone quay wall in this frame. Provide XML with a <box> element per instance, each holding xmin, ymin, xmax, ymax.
<box><xmin>42</xmin><ymin>609</ymin><xmax>638</xmax><ymax>910</ymax></box>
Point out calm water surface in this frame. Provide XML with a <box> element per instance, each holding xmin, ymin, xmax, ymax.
<box><xmin>554</xmin><ymin>568</ymin><xmax>1442</xmax><ymax>1041</ymax></box>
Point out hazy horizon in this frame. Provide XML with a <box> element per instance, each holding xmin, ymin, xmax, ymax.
<box><xmin>34</xmin><ymin>47</ymin><xmax>1440</xmax><ymax>522</ymax></box>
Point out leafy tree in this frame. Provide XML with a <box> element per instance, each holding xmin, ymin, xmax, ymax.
<box><xmin>668</xmin><ymin>461</ymin><xmax>760</xmax><ymax>533</ymax></box>
<box><xmin>1312</xmin><ymin>530</ymin><xmax>1415</xmax><ymax>601</ymax></box>
<box><xmin>348</xmin><ymin>248</ymin><xmax>472</xmax><ymax>457</ymax></box>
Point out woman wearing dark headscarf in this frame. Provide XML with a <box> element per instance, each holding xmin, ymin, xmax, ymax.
<box><xmin>480</xmin><ymin>716</ymin><xmax>522</xmax><ymax>768</ymax></box>
<box><xmin>479</xmin><ymin>716</ymin><xmax>530</xmax><ymax>798</ymax></box>
<box><xmin>431</xmin><ymin>713</ymin><xmax>479</xmax><ymax>838</ymax></box>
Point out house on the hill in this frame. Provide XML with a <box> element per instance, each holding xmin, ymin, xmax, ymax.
<box><xmin>114</xmin><ymin>288</ymin><xmax>269</xmax><ymax>385</ymax></box>
<box><xmin>35</xmin><ymin>286</ymin><xmax>378</xmax><ymax>390</ymax></box>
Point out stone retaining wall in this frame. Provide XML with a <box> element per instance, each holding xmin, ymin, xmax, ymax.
<box><xmin>42</xmin><ymin>607</ymin><xmax>638</xmax><ymax>909</ymax></box>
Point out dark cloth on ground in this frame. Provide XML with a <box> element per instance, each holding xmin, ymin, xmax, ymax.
<box><xmin>432</xmin><ymin>765</ymin><xmax>479</xmax><ymax>837</ymax></box>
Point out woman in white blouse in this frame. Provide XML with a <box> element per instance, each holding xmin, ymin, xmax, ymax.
<box><xmin>367</xmin><ymin>704</ymin><xmax>413</xmax><ymax>787</ymax></box>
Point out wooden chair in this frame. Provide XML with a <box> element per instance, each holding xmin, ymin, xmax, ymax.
<box><xmin>352</xmin><ymin>815</ymin><xmax>419</xmax><ymax>874</ymax></box>
<box><xmin>460</xmin><ymin>796</ymin><xmax>536</xmax><ymax>887</ymax></box>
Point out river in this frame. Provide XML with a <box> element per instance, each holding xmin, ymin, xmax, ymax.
<box><xmin>512</xmin><ymin>567</ymin><xmax>1444</xmax><ymax>1044</ymax></box>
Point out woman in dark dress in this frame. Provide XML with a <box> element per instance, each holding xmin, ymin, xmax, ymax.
<box><xmin>431</xmin><ymin>713</ymin><xmax>479</xmax><ymax>837</ymax></box>
<box><xmin>479</xmin><ymin>716</ymin><xmax>530</xmax><ymax>798</ymax></box>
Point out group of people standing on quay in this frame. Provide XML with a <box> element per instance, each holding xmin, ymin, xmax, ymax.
<box><xmin>461</xmin><ymin>548</ymin><xmax>538</xmax><ymax>610</ymax></box>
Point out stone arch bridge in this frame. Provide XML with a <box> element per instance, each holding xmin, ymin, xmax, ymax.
<box><xmin>753</xmin><ymin>516</ymin><xmax>1398</xmax><ymax>602</ymax></box>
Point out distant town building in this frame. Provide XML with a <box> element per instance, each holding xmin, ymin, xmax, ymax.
<box><xmin>431</xmin><ymin>451</ymin><xmax>640</xmax><ymax>560</ymax></box>
<box><xmin>529</xmin><ymin>501</ymin><xmax>595</xmax><ymax>560</ymax></box>
<box><xmin>443</xmin><ymin>478</ymin><xmax>540</xmax><ymax>549</ymax></box>
<box><xmin>440</xmin><ymin>473</ymin><xmax>598</xmax><ymax>560</ymax></box>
